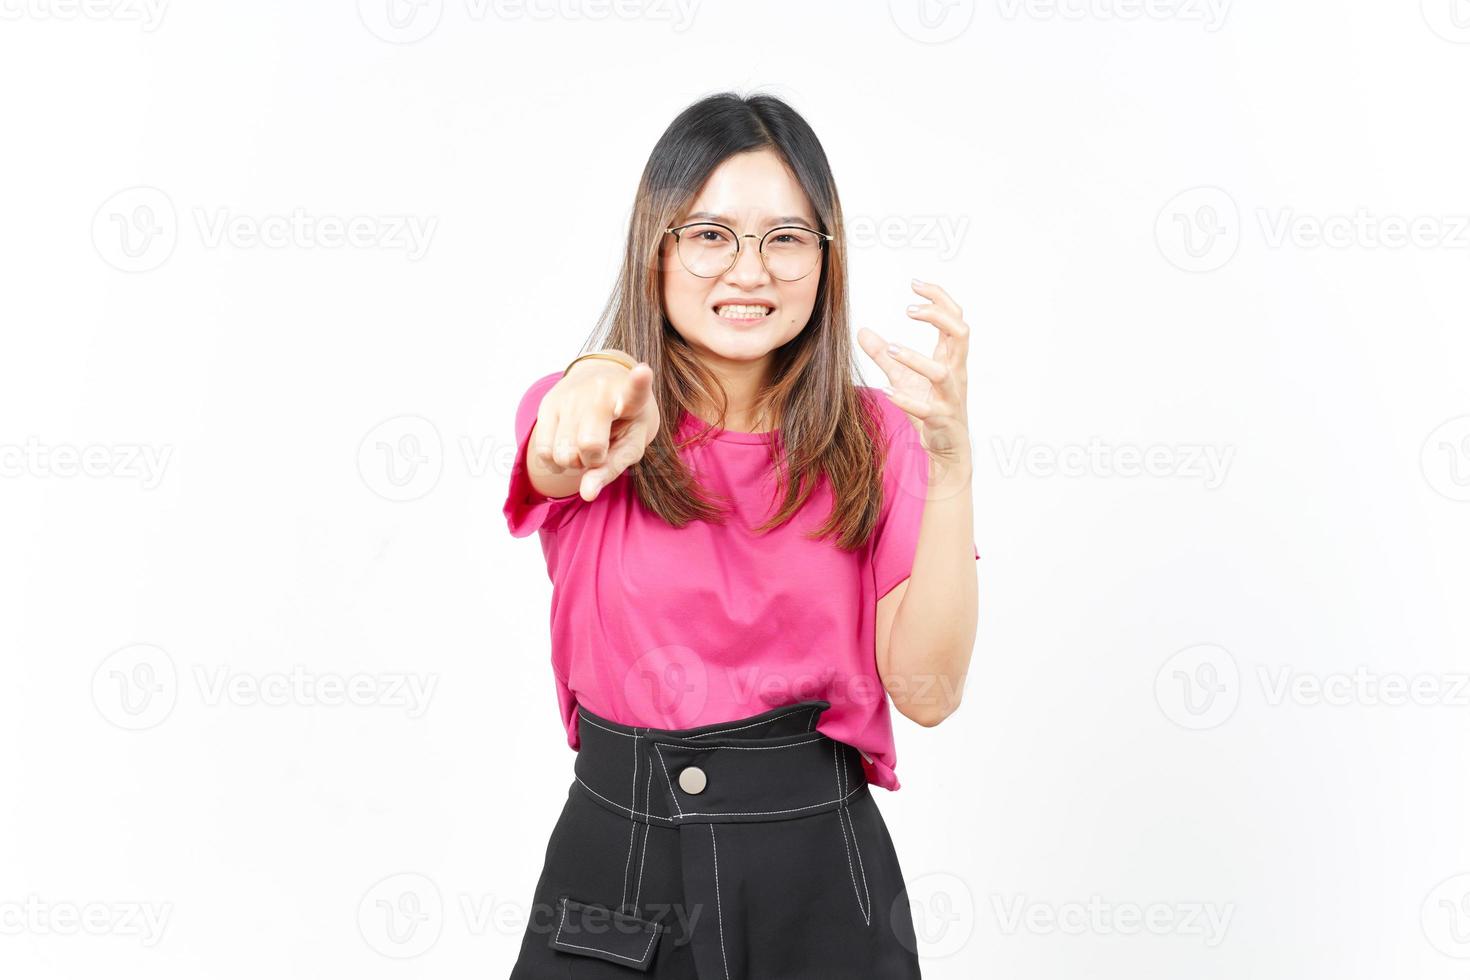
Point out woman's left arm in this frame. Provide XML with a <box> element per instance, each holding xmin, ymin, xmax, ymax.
<box><xmin>859</xmin><ymin>279</ymin><xmax>979</xmax><ymax>727</ymax></box>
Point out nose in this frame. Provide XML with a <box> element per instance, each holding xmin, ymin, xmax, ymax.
<box><xmin>724</xmin><ymin>235</ymin><xmax>771</xmax><ymax>287</ymax></box>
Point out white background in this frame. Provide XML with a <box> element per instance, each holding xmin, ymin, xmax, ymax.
<box><xmin>3</xmin><ymin>1</ymin><xmax>1469</xmax><ymax>977</ymax></box>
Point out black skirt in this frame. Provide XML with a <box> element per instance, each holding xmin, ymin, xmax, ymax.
<box><xmin>508</xmin><ymin>698</ymin><xmax>924</xmax><ymax>978</ymax></box>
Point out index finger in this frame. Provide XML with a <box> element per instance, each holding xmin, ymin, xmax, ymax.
<box><xmin>565</xmin><ymin>362</ymin><xmax>656</xmax><ymax>472</ymax></box>
<box><xmin>612</xmin><ymin>362</ymin><xmax>654</xmax><ymax>418</ymax></box>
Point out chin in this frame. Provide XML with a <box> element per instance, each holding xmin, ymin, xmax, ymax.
<box><xmin>699</xmin><ymin>335</ymin><xmax>776</xmax><ymax>362</ymax></box>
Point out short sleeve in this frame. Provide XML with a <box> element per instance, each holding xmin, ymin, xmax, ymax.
<box><xmin>869</xmin><ymin>390</ymin><xmax>981</xmax><ymax>599</ymax></box>
<box><xmin>503</xmin><ymin>370</ymin><xmax>589</xmax><ymax>538</ymax></box>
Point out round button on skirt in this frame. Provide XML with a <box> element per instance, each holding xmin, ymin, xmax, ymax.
<box><xmin>508</xmin><ymin>698</ymin><xmax>924</xmax><ymax>979</ymax></box>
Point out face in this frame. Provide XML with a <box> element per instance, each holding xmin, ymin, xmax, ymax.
<box><xmin>659</xmin><ymin>148</ymin><xmax>823</xmax><ymax>374</ymax></box>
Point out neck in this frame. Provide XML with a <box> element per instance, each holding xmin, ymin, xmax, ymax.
<box><xmin>690</xmin><ymin>354</ymin><xmax>773</xmax><ymax>433</ymax></box>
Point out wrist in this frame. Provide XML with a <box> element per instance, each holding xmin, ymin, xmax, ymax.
<box><xmin>564</xmin><ymin>349</ymin><xmax>636</xmax><ymax>378</ymax></box>
<box><xmin>927</xmin><ymin>450</ymin><xmax>973</xmax><ymax>499</ymax></box>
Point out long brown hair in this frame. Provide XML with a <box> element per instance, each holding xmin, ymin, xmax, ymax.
<box><xmin>578</xmin><ymin>91</ymin><xmax>889</xmax><ymax>552</ymax></box>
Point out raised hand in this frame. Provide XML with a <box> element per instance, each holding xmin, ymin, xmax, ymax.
<box><xmin>856</xmin><ymin>279</ymin><xmax>972</xmax><ymax>466</ymax></box>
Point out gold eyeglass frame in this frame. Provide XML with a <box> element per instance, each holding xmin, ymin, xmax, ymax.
<box><xmin>665</xmin><ymin>220</ymin><xmax>834</xmax><ymax>282</ymax></box>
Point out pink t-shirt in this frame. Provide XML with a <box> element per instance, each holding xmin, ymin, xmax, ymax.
<box><xmin>503</xmin><ymin>370</ymin><xmax>979</xmax><ymax>791</ymax></box>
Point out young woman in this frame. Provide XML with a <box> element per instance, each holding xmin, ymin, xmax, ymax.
<box><xmin>503</xmin><ymin>91</ymin><xmax>979</xmax><ymax>978</ymax></box>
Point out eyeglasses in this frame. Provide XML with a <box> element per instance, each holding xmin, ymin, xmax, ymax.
<box><xmin>665</xmin><ymin>221</ymin><xmax>833</xmax><ymax>282</ymax></box>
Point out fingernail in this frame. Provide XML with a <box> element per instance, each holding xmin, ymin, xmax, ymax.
<box><xmin>906</xmin><ymin>305</ymin><xmax>920</xmax><ymax>314</ymax></box>
<box><xmin>912</xmin><ymin>278</ymin><xmax>924</xmax><ymax>287</ymax></box>
<box><xmin>887</xmin><ymin>343</ymin><xmax>901</xmax><ymax>356</ymax></box>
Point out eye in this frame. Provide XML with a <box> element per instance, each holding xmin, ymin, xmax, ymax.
<box><xmin>680</xmin><ymin>223</ymin><xmax>734</xmax><ymax>245</ymax></box>
<box><xmin>766</xmin><ymin>228</ymin><xmax>816</xmax><ymax>248</ymax></box>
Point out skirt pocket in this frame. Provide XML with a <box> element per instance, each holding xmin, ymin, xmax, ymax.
<box><xmin>833</xmin><ymin>801</ymin><xmax>875</xmax><ymax>928</ymax></box>
<box><xmin>549</xmin><ymin>894</ymin><xmax>666</xmax><ymax>972</ymax></box>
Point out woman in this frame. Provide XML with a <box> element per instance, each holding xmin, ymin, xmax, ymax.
<box><xmin>503</xmin><ymin>91</ymin><xmax>979</xmax><ymax>978</ymax></box>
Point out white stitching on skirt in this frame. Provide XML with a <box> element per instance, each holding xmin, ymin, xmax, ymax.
<box><xmin>833</xmin><ymin>742</ymin><xmax>873</xmax><ymax>925</ymax></box>
<box><xmin>581</xmin><ymin>725</ymin><xmax>869</xmax><ymax>822</ymax></box>
<box><xmin>554</xmin><ymin>896</ymin><xmax>660</xmax><ymax>965</ymax></box>
<box><xmin>844</xmin><ymin>746</ymin><xmax>872</xmax><ymax>923</ymax></box>
<box><xmin>653</xmin><ymin>743</ymin><xmax>685</xmax><ymax>817</ymax></box>
<box><xmin>676</xmin><ymin>783</ymin><xmax>864</xmax><ymax>818</ymax></box>
<box><xmin>841</xmin><ymin>792</ymin><xmax>873</xmax><ymax>925</ymax></box>
<box><xmin>709</xmin><ymin>824</ymin><xmax>732</xmax><ymax>980</ymax></box>
<box><xmin>632</xmin><ymin>764</ymin><xmax>649</xmax><ymax>910</ymax></box>
<box><xmin>576</xmin><ymin>774</ymin><xmax>864</xmax><ymax>821</ymax></box>
<box><xmin>620</xmin><ymin>820</ymin><xmax>636</xmax><ymax>911</ymax></box>
<box><xmin>575</xmin><ymin>777</ymin><xmax>676</xmax><ymax>823</ymax></box>
<box><xmin>578</xmin><ymin>712</ymin><xmax>639</xmax><ymax>737</ymax></box>
<box><xmin>620</xmin><ymin>731</ymin><xmax>639</xmax><ymax>912</ymax></box>
<box><xmin>660</xmin><ymin>738</ymin><xmax>824</xmax><ymax>753</ymax></box>
<box><xmin>634</xmin><ymin>766</ymin><xmax>652</xmax><ymax>911</ymax></box>
<box><xmin>687</xmin><ymin>705</ymin><xmax>818</xmax><ymax>739</ymax></box>
<box><xmin>689</xmin><ymin>717</ymin><xmax>773</xmax><ymax>738</ymax></box>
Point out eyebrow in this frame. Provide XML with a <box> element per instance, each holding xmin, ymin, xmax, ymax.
<box><xmin>682</xmin><ymin>211</ymin><xmax>819</xmax><ymax>229</ymax></box>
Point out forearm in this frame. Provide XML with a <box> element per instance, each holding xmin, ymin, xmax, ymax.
<box><xmin>884</xmin><ymin>454</ymin><xmax>979</xmax><ymax>726</ymax></box>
